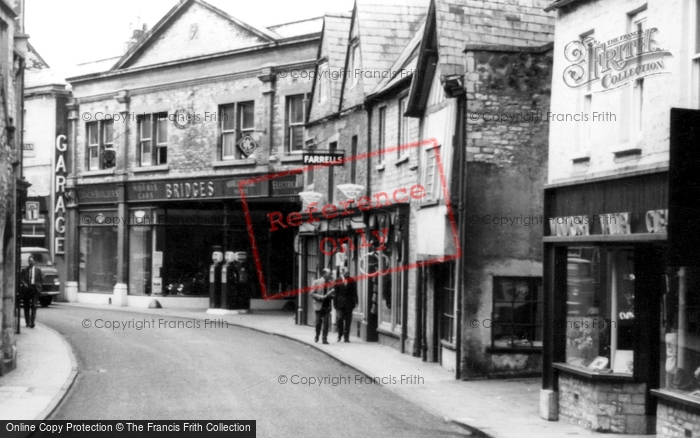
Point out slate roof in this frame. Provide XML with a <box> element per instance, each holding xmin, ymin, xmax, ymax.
<box><xmin>323</xmin><ymin>13</ymin><xmax>353</xmax><ymax>112</ymax></box>
<box><xmin>353</xmin><ymin>0</ymin><xmax>430</xmax><ymax>95</ymax></box>
<box><xmin>370</xmin><ymin>19</ymin><xmax>425</xmax><ymax>96</ymax></box>
<box><xmin>268</xmin><ymin>16</ymin><xmax>324</xmax><ymax>39</ymax></box>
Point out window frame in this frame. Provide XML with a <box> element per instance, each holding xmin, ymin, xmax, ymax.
<box><xmin>219</xmin><ymin>102</ymin><xmax>255</xmax><ymax>160</ymax></box>
<box><xmin>349</xmin><ymin>42</ymin><xmax>360</xmax><ymax>88</ymax></box>
<box><xmin>420</xmin><ymin>143</ymin><xmax>440</xmax><ymax>203</ymax></box>
<box><xmin>86</xmin><ymin>120</ymin><xmax>115</xmax><ymax>171</ymax></box>
<box><xmin>286</xmin><ymin>94</ymin><xmax>306</xmax><ymax>154</ymax></box>
<box><xmin>398</xmin><ymin>95</ymin><xmax>410</xmax><ymax>158</ymax></box>
<box><xmin>491</xmin><ymin>276</ymin><xmax>543</xmax><ymax>349</ymax></box>
<box><xmin>138</xmin><ymin>113</ymin><xmax>168</xmax><ymax>167</ymax></box>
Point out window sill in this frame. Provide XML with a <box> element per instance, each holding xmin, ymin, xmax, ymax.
<box><xmin>377</xmin><ymin>325</ymin><xmax>400</xmax><ymax>338</ymax></box>
<box><xmin>440</xmin><ymin>339</ymin><xmax>457</xmax><ymax>350</ymax></box>
<box><xmin>651</xmin><ymin>389</ymin><xmax>700</xmax><ymax>411</ymax></box>
<box><xmin>613</xmin><ymin>148</ymin><xmax>642</xmax><ymax>158</ymax></box>
<box><xmin>82</xmin><ymin>168</ymin><xmax>115</xmax><ymax>177</ymax></box>
<box><xmin>279</xmin><ymin>155</ymin><xmax>304</xmax><ymax>163</ymax></box>
<box><xmin>213</xmin><ymin>159</ymin><xmax>256</xmax><ymax>168</ymax></box>
<box><xmin>486</xmin><ymin>346</ymin><xmax>542</xmax><ymax>354</ymax></box>
<box><xmin>572</xmin><ymin>156</ymin><xmax>590</xmax><ymax>164</ymax></box>
<box><xmin>553</xmin><ymin>362</ymin><xmax>635</xmax><ymax>381</ymax></box>
<box><xmin>133</xmin><ymin>164</ymin><xmax>169</xmax><ymax>173</ymax></box>
<box><xmin>418</xmin><ymin>199</ymin><xmax>440</xmax><ymax>209</ymax></box>
<box><xmin>395</xmin><ymin>155</ymin><xmax>409</xmax><ymax>166</ymax></box>
<box><xmin>375</xmin><ymin>163</ymin><xmax>386</xmax><ymax>171</ymax></box>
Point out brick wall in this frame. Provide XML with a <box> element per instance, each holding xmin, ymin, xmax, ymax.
<box><xmin>558</xmin><ymin>373</ymin><xmax>651</xmax><ymax>434</ymax></box>
<box><xmin>657</xmin><ymin>400</ymin><xmax>700</xmax><ymax>438</ymax></box>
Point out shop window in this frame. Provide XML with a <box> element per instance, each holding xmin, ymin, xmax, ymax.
<box><xmin>78</xmin><ymin>215</ymin><xmax>118</xmax><ymax>293</ymax></box>
<box><xmin>492</xmin><ymin>276</ymin><xmax>543</xmax><ymax>348</ymax></box>
<box><xmin>138</xmin><ymin>113</ymin><xmax>167</xmax><ymax>167</ymax></box>
<box><xmin>438</xmin><ymin>262</ymin><xmax>456</xmax><ymax>344</ymax></box>
<box><xmin>286</xmin><ymin>94</ymin><xmax>305</xmax><ymax>153</ymax></box>
<box><xmin>421</xmin><ymin>144</ymin><xmax>440</xmax><ymax>203</ymax></box>
<box><xmin>220</xmin><ymin>102</ymin><xmax>255</xmax><ymax>160</ymax></box>
<box><xmin>86</xmin><ymin>120</ymin><xmax>115</xmax><ymax>171</ymax></box>
<box><xmin>660</xmin><ymin>267</ymin><xmax>700</xmax><ymax>398</ymax></box>
<box><xmin>564</xmin><ymin>248</ymin><xmax>636</xmax><ymax>374</ymax></box>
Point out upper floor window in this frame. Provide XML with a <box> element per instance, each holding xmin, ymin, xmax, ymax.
<box><xmin>317</xmin><ymin>62</ymin><xmax>330</xmax><ymax>103</ymax></box>
<box><xmin>86</xmin><ymin>120</ymin><xmax>115</xmax><ymax>171</ymax></box>
<box><xmin>349</xmin><ymin>42</ymin><xmax>360</xmax><ymax>87</ymax></box>
<box><xmin>378</xmin><ymin>106</ymin><xmax>387</xmax><ymax>165</ymax></box>
<box><xmin>220</xmin><ymin>102</ymin><xmax>255</xmax><ymax>160</ymax></box>
<box><xmin>398</xmin><ymin>96</ymin><xmax>410</xmax><ymax>157</ymax></box>
<box><xmin>286</xmin><ymin>94</ymin><xmax>306</xmax><ymax>153</ymax></box>
<box><xmin>138</xmin><ymin>113</ymin><xmax>167</xmax><ymax>167</ymax></box>
<box><xmin>421</xmin><ymin>144</ymin><xmax>440</xmax><ymax>203</ymax></box>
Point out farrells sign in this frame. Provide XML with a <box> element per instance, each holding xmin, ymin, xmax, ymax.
<box><xmin>302</xmin><ymin>152</ymin><xmax>344</xmax><ymax>165</ymax></box>
<box><xmin>563</xmin><ymin>28</ymin><xmax>672</xmax><ymax>89</ymax></box>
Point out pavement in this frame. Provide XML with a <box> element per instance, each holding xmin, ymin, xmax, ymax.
<box><xmin>0</xmin><ymin>301</ymin><xmax>655</xmax><ymax>438</ymax></box>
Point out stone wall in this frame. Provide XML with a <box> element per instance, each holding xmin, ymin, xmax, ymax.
<box><xmin>657</xmin><ymin>399</ymin><xmax>700</xmax><ymax>438</ymax></box>
<box><xmin>558</xmin><ymin>373</ymin><xmax>651</xmax><ymax>434</ymax></box>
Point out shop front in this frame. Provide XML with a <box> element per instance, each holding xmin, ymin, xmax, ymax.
<box><xmin>542</xmin><ymin>170</ymin><xmax>668</xmax><ymax>434</ymax></box>
<box><xmin>71</xmin><ymin>175</ymin><xmax>300</xmax><ymax>308</ymax></box>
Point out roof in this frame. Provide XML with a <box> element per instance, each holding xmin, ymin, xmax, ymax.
<box><xmin>323</xmin><ymin>13</ymin><xmax>353</xmax><ymax>112</ymax></box>
<box><xmin>112</xmin><ymin>0</ymin><xmax>322</xmax><ymax>71</ymax></box>
<box><xmin>353</xmin><ymin>0</ymin><xmax>430</xmax><ymax>96</ymax></box>
<box><xmin>370</xmin><ymin>19</ymin><xmax>425</xmax><ymax>96</ymax></box>
<box><xmin>268</xmin><ymin>16</ymin><xmax>324</xmax><ymax>39</ymax></box>
<box><xmin>25</xmin><ymin>69</ymin><xmax>67</xmax><ymax>89</ymax></box>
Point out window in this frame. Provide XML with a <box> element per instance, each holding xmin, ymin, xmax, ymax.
<box><xmin>138</xmin><ymin>113</ymin><xmax>167</xmax><ymax>167</ymax></box>
<box><xmin>438</xmin><ymin>262</ymin><xmax>456</xmax><ymax>344</ymax></box>
<box><xmin>350</xmin><ymin>135</ymin><xmax>358</xmax><ymax>183</ymax></box>
<box><xmin>349</xmin><ymin>43</ymin><xmax>359</xmax><ymax>87</ymax></box>
<box><xmin>660</xmin><ymin>267</ymin><xmax>700</xmax><ymax>399</ymax></box>
<box><xmin>86</xmin><ymin>120</ymin><xmax>115</xmax><ymax>171</ymax></box>
<box><xmin>287</xmin><ymin>95</ymin><xmax>305</xmax><ymax>153</ymax></box>
<box><xmin>317</xmin><ymin>62</ymin><xmax>330</xmax><ymax>103</ymax></box>
<box><xmin>421</xmin><ymin>145</ymin><xmax>440</xmax><ymax>202</ymax></box>
<box><xmin>220</xmin><ymin>102</ymin><xmax>255</xmax><ymax>160</ymax></box>
<box><xmin>378</xmin><ymin>107</ymin><xmax>386</xmax><ymax>152</ymax></box>
<box><xmin>492</xmin><ymin>277</ymin><xmax>543</xmax><ymax>348</ymax></box>
<box><xmin>328</xmin><ymin>141</ymin><xmax>337</xmax><ymax>204</ymax></box>
<box><xmin>565</xmin><ymin>248</ymin><xmax>635</xmax><ymax>374</ymax></box>
<box><xmin>398</xmin><ymin>96</ymin><xmax>409</xmax><ymax>157</ymax></box>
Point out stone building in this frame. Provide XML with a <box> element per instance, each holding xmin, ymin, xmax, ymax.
<box><xmin>540</xmin><ymin>0</ymin><xmax>699</xmax><ymax>435</ymax></box>
<box><xmin>61</xmin><ymin>0</ymin><xmax>320</xmax><ymax>308</ymax></box>
<box><xmin>0</xmin><ymin>0</ymin><xmax>27</xmax><ymax>375</ymax></box>
<box><xmin>300</xmin><ymin>0</ymin><xmax>554</xmax><ymax>379</ymax></box>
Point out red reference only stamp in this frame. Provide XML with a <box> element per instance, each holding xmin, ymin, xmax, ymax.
<box><xmin>238</xmin><ymin>138</ymin><xmax>461</xmax><ymax>300</ymax></box>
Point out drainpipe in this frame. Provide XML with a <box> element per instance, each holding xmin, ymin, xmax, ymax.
<box><xmin>455</xmin><ymin>93</ymin><xmax>467</xmax><ymax>379</ymax></box>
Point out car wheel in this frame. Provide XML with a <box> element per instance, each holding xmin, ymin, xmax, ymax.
<box><xmin>39</xmin><ymin>296</ymin><xmax>53</xmax><ymax>307</ymax></box>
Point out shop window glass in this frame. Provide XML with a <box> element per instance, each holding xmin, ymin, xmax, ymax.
<box><xmin>492</xmin><ymin>277</ymin><xmax>543</xmax><ymax>348</ymax></box>
<box><xmin>660</xmin><ymin>267</ymin><xmax>700</xmax><ymax>398</ymax></box>
<box><xmin>129</xmin><ymin>226</ymin><xmax>152</xmax><ymax>295</ymax></box>
<box><xmin>565</xmin><ymin>248</ymin><xmax>636</xmax><ymax>374</ymax></box>
<box><xmin>78</xmin><ymin>223</ymin><xmax>118</xmax><ymax>293</ymax></box>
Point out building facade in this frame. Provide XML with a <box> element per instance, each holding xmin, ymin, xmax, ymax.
<box><xmin>299</xmin><ymin>0</ymin><xmax>554</xmax><ymax>380</ymax></box>
<box><xmin>0</xmin><ymin>0</ymin><xmax>26</xmax><ymax>375</ymax></box>
<box><xmin>540</xmin><ymin>0</ymin><xmax>700</xmax><ymax>435</ymax></box>
<box><xmin>62</xmin><ymin>0</ymin><xmax>320</xmax><ymax>308</ymax></box>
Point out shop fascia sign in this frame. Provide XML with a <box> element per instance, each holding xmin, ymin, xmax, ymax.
<box><xmin>563</xmin><ymin>27</ymin><xmax>672</xmax><ymax>90</ymax></box>
<box><xmin>549</xmin><ymin>210</ymin><xmax>668</xmax><ymax>237</ymax></box>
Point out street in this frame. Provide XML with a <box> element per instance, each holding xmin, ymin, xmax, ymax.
<box><xmin>40</xmin><ymin>305</ymin><xmax>468</xmax><ymax>437</ymax></box>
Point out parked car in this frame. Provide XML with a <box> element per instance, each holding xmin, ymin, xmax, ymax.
<box><xmin>20</xmin><ymin>247</ymin><xmax>61</xmax><ymax>307</ymax></box>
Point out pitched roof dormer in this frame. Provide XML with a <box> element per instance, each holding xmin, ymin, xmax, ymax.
<box><xmin>338</xmin><ymin>0</ymin><xmax>429</xmax><ymax>112</ymax></box>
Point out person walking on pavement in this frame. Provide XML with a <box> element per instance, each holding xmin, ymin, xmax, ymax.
<box><xmin>21</xmin><ymin>255</ymin><xmax>43</xmax><ymax>328</ymax></box>
<box><xmin>311</xmin><ymin>268</ymin><xmax>333</xmax><ymax>344</ymax></box>
<box><xmin>332</xmin><ymin>267</ymin><xmax>358</xmax><ymax>342</ymax></box>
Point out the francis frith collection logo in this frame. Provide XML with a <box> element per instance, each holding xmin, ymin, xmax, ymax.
<box><xmin>563</xmin><ymin>27</ymin><xmax>672</xmax><ymax>89</ymax></box>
